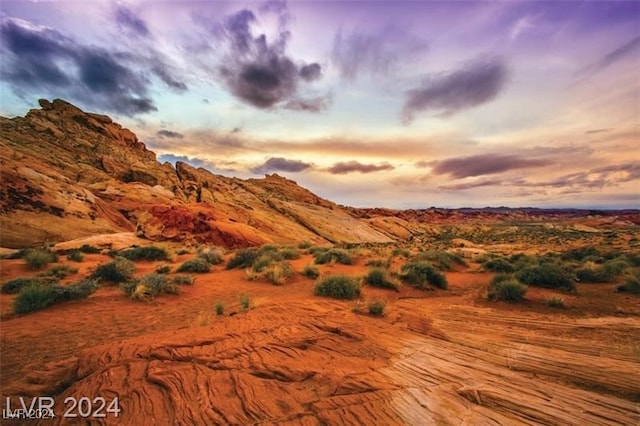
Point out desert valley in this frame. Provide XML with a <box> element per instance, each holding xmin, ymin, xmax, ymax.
<box><xmin>0</xmin><ymin>100</ymin><xmax>639</xmax><ymax>424</ymax></box>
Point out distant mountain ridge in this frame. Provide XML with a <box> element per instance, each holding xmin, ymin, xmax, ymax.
<box><xmin>1</xmin><ymin>99</ymin><xmax>638</xmax><ymax>248</ymax></box>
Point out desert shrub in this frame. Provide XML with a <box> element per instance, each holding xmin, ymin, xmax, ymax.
<box><xmin>546</xmin><ymin>295</ymin><xmax>565</xmax><ymax>308</ymax></box>
<box><xmin>306</xmin><ymin>246</ymin><xmax>329</xmax><ymax>255</ymax></box>
<box><xmin>24</xmin><ymin>249</ymin><xmax>57</xmax><ymax>270</ymax></box>
<box><xmin>280</xmin><ymin>248</ymin><xmax>301</xmax><ymax>260</ymax></box>
<box><xmin>400</xmin><ymin>261</ymin><xmax>448</xmax><ymax>290</ymax></box>
<box><xmin>617</xmin><ymin>271</ymin><xmax>640</xmax><ymax>294</ymax></box>
<box><xmin>240</xmin><ymin>293</ymin><xmax>251</xmax><ymax>310</ymax></box>
<box><xmin>483</xmin><ymin>257</ymin><xmax>515</xmax><ymax>273</ymax></box>
<box><xmin>78</xmin><ymin>244</ymin><xmax>101</xmax><ymax>253</ymax></box>
<box><xmin>215</xmin><ymin>301</ymin><xmax>225</xmax><ymax>315</ymax></box>
<box><xmin>252</xmin><ymin>255</ymin><xmax>274</xmax><ymax>273</ymax></box>
<box><xmin>40</xmin><ymin>265</ymin><xmax>78</xmax><ymax>279</ymax></box>
<box><xmin>391</xmin><ymin>248</ymin><xmax>411</xmax><ymax>258</ymax></box>
<box><xmin>365</xmin><ymin>268</ymin><xmax>398</xmax><ymax>290</ymax></box>
<box><xmin>600</xmin><ymin>259</ymin><xmax>630</xmax><ymax>277</ymax></box>
<box><xmin>301</xmin><ymin>265</ymin><xmax>320</xmax><ymax>279</ymax></box>
<box><xmin>259</xmin><ymin>244</ymin><xmax>279</xmax><ymax>254</ymax></box>
<box><xmin>198</xmin><ymin>248</ymin><xmax>223</xmax><ymax>265</ymax></box>
<box><xmin>562</xmin><ymin>246</ymin><xmax>599</xmax><ymax>262</ymax></box>
<box><xmin>365</xmin><ymin>258</ymin><xmax>390</xmax><ymax>268</ymax></box>
<box><xmin>176</xmin><ymin>248</ymin><xmax>191</xmax><ymax>255</ymax></box>
<box><xmin>156</xmin><ymin>264</ymin><xmax>171</xmax><ymax>274</ymax></box>
<box><xmin>298</xmin><ymin>241</ymin><xmax>312</xmax><ymax>249</ymax></box>
<box><xmin>123</xmin><ymin>274</ymin><xmax>178</xmax><ymax>301</ymax></box>
<box><xmin>13</xmin><ymin>278</ymin><xmax>98</xmax><ymax>314</ymax></box>
<box><xmin>314</xmin><ymin>248</ymin><xmax>353</xmax><ymax>265</ymax></box>
<box><xmin>119</xmin><ymin>246</ymin><xmax>169</xmax><ymax>261</ymax></box>
<box><xmin>486</xmin><ymin>275</ymin><xmax>527</xmax><ymax>302</ymax></box>
<box><xmin>172</xmin><ymin>275</ymin><xmax>195</xmax><ymax>285</ymax></box>
<box><xmin>622</xmin><ymin>253</ymin><xmax>640</xmax><ymax>267</ymax></box>
<box><xmin>314</xmin><ymin>275</ymin><xmax>361</xmax><ymax>300</ymax></box>
<box><xmin>226</xmin><ymin>248</ymin><xmax>260</xmax><ymax>269</ymax></box>
<box><xmin>66</xmin><ymin>250</ymin><xmax>84</xmax><ymax>262</ymax></box>
<box><xmin>4</xmin><ymin>248</ymin><xmax>29</xmax><ymax>259</ymax></box>
<box><xmin>14</xmin><ymin>283</ymin><xmax>59</xmax><ymax>313</ymax></box>
<box><xmin>177</xmin><ymin>257</ymin><xmax>211</xmax><ymax>273</ymax></box>
<box><xmin>2</xmin><ymin>277</ymin><xmax>56</xmax><ymax>294</ymax></box>
<box><xmin>92</xmin><ymin>257</ymin><xmax>135</xmax><ymax>283</ymax></box>
<box><xmin>264</xmin><ymin>261</ymin><xmax>293</xmax><ymax>285</ymax></box>
<box><xmin>515</xmin><ymin>264</ymin><xmax>575</xmax><ymax>292</ymax></box>
<box><xmin>368</xmin><ymin>299</ymin><xmax>386</xmax><ymax>316</ymax></box>
<box><xmin>415</xmin><ymin>250</ymin><xmax>466</xmax><ymax>271</ymax></box>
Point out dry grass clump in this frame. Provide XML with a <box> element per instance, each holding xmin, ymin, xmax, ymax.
<box><xmin>314</xmin><ymin>275</ymin><xmax>361</xmax><ymax>300</ymax></box>
<box><xmin>486</xmin><ymin>274</ymin><xmax>528</xmax><ymax>302</ymax></box>
<box><xmin>92</xmin><ymin>257</ymin><xmax>135</xmax><ymax>283</ymax></box>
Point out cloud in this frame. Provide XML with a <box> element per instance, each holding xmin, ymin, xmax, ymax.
<box><xmin>585</xmin><ymin>128</ymin><xmax>611</xmax><ymax>134</ymax></box>
<box><xmin>583</xmin><ymin>35</ymin><xmax>640</xmax><ymax>75</ymax></box>
<box><xmin>0</xmin><ymin>17</ymin><xmax>187</xmax><ymax>115</ymax></box>
<box><xmin>156</xmin><ymin>130</ymin><xmax>184</xmax><ymax>139</ymax></box>
<box><xmin>331</xmin><ymin>27</ymin><xmax>427</xmax><ymax>81</ymax></box>
<box><xmin>251</xmin><ymin>157</ymin><xmax>313</xmax><ymax>174</ymax></box>
<box><xmin>402</xmin><ymin>56</ymin><xmax>508</xmax><ymax>123</ymax></box>
<box><xmin>327</xmin><ymin>161</ymin><xmax>394</xmax><ymax>175</ymax></box>
<box><xmin>439</xmin><ymin>178</ymin><xmax>503</xmax><ymax>191</ymax></box>
<box><xmin>532</xmin><ymin>162</ymin><xmax>640</xmax><ymax>190</ymax></box>
<box><xmin>431</xmin><ymin>153</ymin><xmax>549</xmax><ymax>178</ymax></box>
<box><xmin>284</xmin><ymin>95</ymin><xmax>332</xmax><ymax>112</ymax></box>
<box><xmin>214</xmin><ymin>7</ymin><xmax>327</xmax><ymax>111</ymax></box>
<box><xmin>115</xmin><ymin>6</ymin><xmax>150</xmax><ymax>37</ymax></box>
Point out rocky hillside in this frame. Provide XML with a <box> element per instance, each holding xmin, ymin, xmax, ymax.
<box><xmin>0</xmin><ymin>99</ymin><xmax>393</xmax><ymax>248</ymax></box>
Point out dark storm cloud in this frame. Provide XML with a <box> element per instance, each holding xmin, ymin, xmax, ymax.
<box><xmin>331</xmin><ymin>28</ymin><xmax>428</xmax><ymax>81</ymax></box>
<box><xmin>327</xmin><ymin>161</ymin><xmax>394</xmax><ymax>175</ymax></box>
<box><xmin>0</xmin><ymin>18</ymin><xmax>187</xmax><ymax>115</ymax></box>
<box><xmin>214</xmin><ymin>7</ymin><xmax>327</xmax><ymax>111</ymax></box>
<box><xmin>156</xmin><ymin>130</ymin><xmax>184</xmax><ymax>139</ymax></box>
<box><xmin>251</xmin><ymin>157</ymin><xmax>313</xmax><ymax>174</ymax></box>
<box><xmin>115</xmin><ymin>6</ymin><xmax>150</xmax><ymax>37</ymax></box>
<box><xmin>431</xmin><ymin>154</ymin><xmax>549</xmax><ymax>179</ymax></box>
<box><xmin>402</xmin><ymin>57</ymin><xmax>508</xmax><ymax>123</ymax></box>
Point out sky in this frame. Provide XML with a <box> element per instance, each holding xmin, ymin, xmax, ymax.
<box><xmin>1</xmin><ymin>0</ymin><xmax>639</xmax><ymax>209</ymax></box>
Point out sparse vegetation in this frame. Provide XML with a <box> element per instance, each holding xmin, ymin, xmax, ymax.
<box><xmin>516</xmin><ymin>263</ymin><xmax>575</xmax><ymax>292</ymax></box>
<box><xmin>414</xmin><ymin>250</ymin><xmax>467</xmax><ymax>271</ymax></box>
<box><xmin>617</xmin><ymin>271</ymin><xmax>640</xmax><ymax>294</ymax></box>
<box><xmin>177</xmin><ymin>257</ymin><xmax>211</xmax><ymax>273</ymax></box>
<box><xmin>365</xmin><ymin>258</ymin><xmax>390</xmax><ymax>268</ymax></box>
<box><xmin>39</xmin><ymin>265</ymin><xmax>78</xmax><ymax>279</ymax></box>
<box><xmin>486</xmin><ymin>274</ymin><xmax>527</xmax><ymax>302</ymax></box>
<box><xmin>66</xmin><ymin>250</ymin><xmax>84</xmax><ymax>262</ymax></box>
<box><xmin>240</xmin><ymin>293</ymin><xmax>251</xmax><ymax>310</ymax></box>
<box><xmin>313</xmin><ymin>248</ymin><xmax>353</xmax><ymax>265</ymax></box>
<box><xmin>364</xmin><ymin>268</ymin><xmax>398</xmax><ymax>290</ymax></box>
<box><xmin>78</xmin><ymin>244</ymin><xmax>101</xmax><ymax>254</ymax></box>
<box><xmin>314</xmin><ymin>275</ymin><xmax>361</xmax><ymax>300</ymax></box>
<box><xmin>92</xmin><ymin>257</ymin><xmax>135</xmax><ymax>283</ymax></box>
<box><xmin>215</xmin><ymin>301</ymin><xmax>225</xmax><ymax>315</ymax></box>
<box><xmin>24</xmin><ymin>249</ymin><xmax>58</xmax><ymax>270</ymax></box>
<box><xmin>301</xmin><ymin>265</ymin><xmax>320</xmax><ymax>279</ymax></box>
<box><xmin>367</xmin><ymin>299</ymin><xmax>387</xmax><ymax>317</ymax></box>
<box><xmin>121</xmin><ymin>273</ymin><xmax>179</xmax><ymax>301</ymax></box>
<box><xmin>156</xmin><ymin>264</ymin><xmax>172</xmax><ymax>274</ymax></box>
<box><xmin>198</xmin><ymin>248</ymin><xmax>224</xmax><ymax>265</ymax></box>
<box><xmin>2</xmin><ymin>277</ymin><xmax>56</xmax><ymax>294</ymax></box>
<box><xmin>172</xmin><ymin>275</ymin><xmax>195</xmax><ymax>285</ymax></box>
<box><xmin>546</xmin><ymin>295</ymin><xmax>566</xmax><ymax>308</ymax></box>
<box><xmin>176</xmin><ymin>248</ymin><xmax>191</xmax><ymax>255</ymax></box>
<box><xmin>119</xmin><ymin>246</ymin><xmax>170</xmax><ymax>261</ymax></box>
<box><xmin>483</xmin><ymin>257</ymin><xmax>515</xmax><ymax>273</ymax></box>
<box><xmin>400</xmin><ymin>261</ymin><xmax>448</xmax><ymax>289</ymax></box>
<box><xmin>298</xmin><ymin>241</ymin><xmax>312</xmax><ymax>249</ymax></box>
<box><xmin>280</xmin><ymin>247</ymin><xmax>301</xmax><ymax>260</ymax></box>
<box><xmin>226</xmin><ymin>248</ymin><xmax>260</xmax><ymax>269</ymax></box>
<box><xmin>264</xmin><ymin>261</ymin><xmax>293</xmax><ymax>285</ymax></box>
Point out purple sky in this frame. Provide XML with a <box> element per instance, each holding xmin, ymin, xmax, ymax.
<box><xmin>1</xmin><ymin>1</ymin><xmax>638</xmax><ymax>209</ymax></box>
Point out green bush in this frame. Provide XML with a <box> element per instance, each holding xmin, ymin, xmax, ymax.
<box><xmin>516</xmin><ymin>264</ymin><xmax>575</xmax><ymax>292</ymax></box>
<box><xmin>600</xmin><ymin>259</ymin><xmax>630</xmax><ymax>277</ymax></box>
<box><xmin>172</xmin><ymin>275</ymin><xmax>195</xmax><ymax>285</ymax></box>
<box><xmin>365</xmin><ymin>259</ymin><xmax>390</xmax><ymax>268</ymax></box>
<box><xmin>2</xmin><ymin>277</ymin><xmax>56</xmax><ymax>294</ymax></box>
<box><xmin>39</xmin><ymin>265</ymin><xmax>78</xmax><ymax>279</ymax></box>
<box><xmin>400</xmin><ymin>261</ymin><xmax>448</xmax><ymax>289</ymax></box>
<box><xmin>314</xmin><ymin>275</ymin><xmax>361</xmax><ymax>300</ymax></box>
<box><xmin>314</xmin><ymin>248</ymin><xmax>353</xmax><ymax>265</ymax></box>
<box><xmin>546</xmin><ymin>295</ymin><xmax>565</xmax><ymax>308</ymax></box>
<box><xmin>367</xmin><ymin>299</ymin><xmax>386</xmax><ymax>316</ymax></box>
<box><xmin>280</xmin><ymin>248</ymin><xmax>301</xmax><ymax>260</ymax></box>
<box><xmin>414</xmin><ymin>250</ymin><xmax>466</xmax><ymax>271</ymax></box>
<box><xmin>391</xmin><ymin>248</ymin><xmax>411</xmax><ymax>258</ymax></box>
<box><xmin>215</xmin><ymin>301</ymin><xmax>225</xmax><ymax>315</ymax></box>
<box><xmin>240</xmin><ymin>293</ymin><xmax>251</xmax><ymax>310</ymax></box>
<box><xmin>119</xmin><ymin>246</ymin><xmax>169</xmax><ymax>261</ymax></box>
<box><xmin>252</xmin><ymin>255</ymin><xmax>274</xmax><ymax>273</ymax></box>
<box><xmin>176</xmin><ymin>248</ymin><xmax>191</xmax><ymax>255</ymax></box>
<box><xmin>66</xmin><ymin>250</ymin><xmax>84</xmax><ymax>262</ymax></box>
<box><xmin>576</xmin><ymin>267</ymin><xmax>611</xmax><ymax>283</ymax></box>
<box><xmin>298</xmin><ymin>241</ymin><xmax>312</xmax><ymax>249</ymax></box>
<box><xmin>483</xmin><ymin>257</ymin><xmax>515</xmax><ymax>273</ymax></box>
<box><xmin>177</xmin><ymin>257</ymin><xmax>211</xmax><ymax>273</ymax></box>
<box><xmin>13</xmin><ymin>278</ymin><xmax>98</xmax><ymax>314</ymax></box>
<box><xmin>365</xmin><ymin>268</ymin><xmax>398</xmax><ymax>290</ymax></box>
<box><xmin>226</xmin><ymin>248</ymin><xmax>260</xmax><ymax>269</ymax></box>
<box><xmin>301</xmin><ymin>265</ymin><xmax>320</xmax><ymax>279</ymax></box>
<box><xmin>486</xmin><ymin>275</ymin><xmax>527</xmax><ymax>302</ymax></box>
<box><xmin>92</xmin><ymin>257</ymin><xmax>136</xmax><ymax>283</ymax></box>
<box><xmin>562</xmin><ymin>247</ymin><xmax>599</xmax><ymax>262</ymax></box>
<box><xmin>78</xmin><ymin>244</ymin><xmax>101</xmax><ymax>253</ymax></box>
<box><xmin>24</xmin><ymin>249</ymin><xmax>58</xmax><ymax>270</ymax></box>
